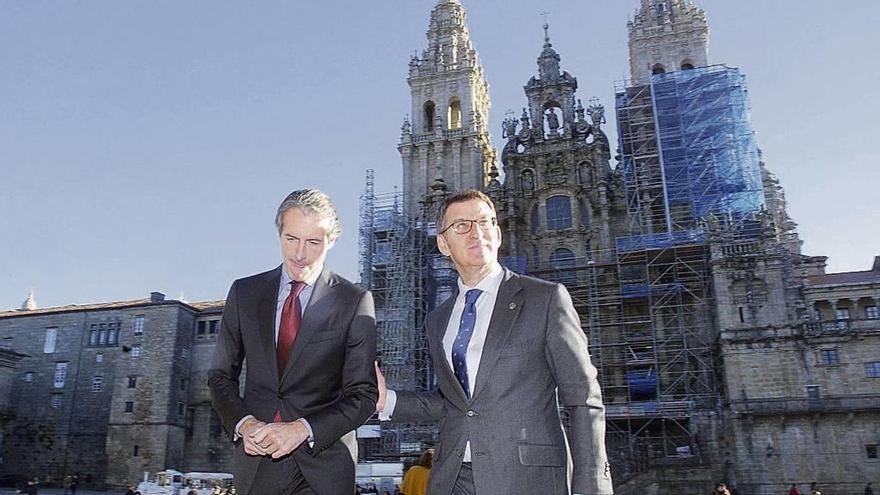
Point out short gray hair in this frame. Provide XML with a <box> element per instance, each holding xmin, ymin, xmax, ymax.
<box><xmin>275</xmin><ymin>189</ymin><xmax>342</xmax><ymax>241</ymax></box>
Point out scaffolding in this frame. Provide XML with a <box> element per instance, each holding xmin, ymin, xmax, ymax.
<box><xmin>358</xmin><ymin>171</ymin><xmax>455</xmax><ymax>457</ymax></box>
<box><xmin>525</xmin><ymin>236</ymin><xmax>716</xmax><ymax>475</ymax></box>
<box><xmin>617</xmin><ymin>65</ymin><xmax>765</xmax><ymax>239</ymax></box>
<box><xmin>570</xmin><ymin>64</ymin><xmax>770</xmax><ymax>475</ymax></box>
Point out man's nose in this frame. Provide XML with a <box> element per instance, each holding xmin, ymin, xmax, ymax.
<box><xmin>294</xmin><ymin>242</ymin><xmax>307</xmax><ymax>259</ymax></box>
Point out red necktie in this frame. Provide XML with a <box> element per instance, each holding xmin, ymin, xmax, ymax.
<box><xmin>275</xmin><ymin>281</ymin><xmax>305</xmax><ymax>422</ymax></box>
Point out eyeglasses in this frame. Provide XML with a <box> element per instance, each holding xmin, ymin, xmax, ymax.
<box><xmin>438</xmin><ymin>216</ymin><xmax>497</xmax><ymax>235</ymax></box>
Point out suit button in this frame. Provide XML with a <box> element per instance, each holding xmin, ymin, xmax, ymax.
<box><xmin>455</xmin><ymin>449</ymin><xmax>462</xmax><ymax>457</ymax></box>
<box><xmin>277</xmin><ymin>393</ymin><xmax>284</xmax><ymax>399</ymax></box>
<box><xmin>466</xmin><ymin>410</ymin><xmax>475</xmax><ymax>417</ymax></box>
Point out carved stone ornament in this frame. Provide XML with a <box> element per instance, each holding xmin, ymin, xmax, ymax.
<box><xmin>546</xmin><ymin>164</ymin><xmax>567</xmax><ymax>186</ymax></box>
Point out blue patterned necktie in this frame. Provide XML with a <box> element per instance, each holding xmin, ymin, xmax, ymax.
<box><xmin>452</xmin><ymin>289</ymin><xmax>482</xmax><ymax>398</ymax></box>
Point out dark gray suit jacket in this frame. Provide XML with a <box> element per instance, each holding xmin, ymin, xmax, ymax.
<box><xmin>208</xmin><ymin>266</ymin><xmax>378</xmax><ymax>495</ymax></box>
<box><xmin>394</xmin><ymin>269</ymin><xmax>612</xmax><ymax>495</ymax></box>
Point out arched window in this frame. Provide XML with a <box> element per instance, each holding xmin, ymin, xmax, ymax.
<box><xmin>579</xmin><ymin>199</ymin><xmax>591</xmax><ymax>229</ymax></box>
<box><xmin>546</xmin><ymin>195</ymin><xmax>572</xmax><ymax>230</ymax></box>
<box><xmin>424</xmin><ymin>101</ymin><xmax>436</xmax><ymax>132</ymax></box>
<box><xmin>652</xmin><ymin>63</ymin><xmax>666</xmax><ymax>75</ymax></box>
<box><xmin>681</xmin><ymin>59</ymin><xmax>695</xmax><ymax>70</ymax></box>
<box><xmin>550</xmin><ymin>248</ymin><xmax>576</xmax><ymax>285</ymax></box>
<box><xmin>530</xmin><ymin>204</ymin><xmax>540</xmax><ymax>234</ymax></box>
<box><xmin>448</xmin><ymin>99</ymin><xmax>462</xmax><ymax>130</ymax></box>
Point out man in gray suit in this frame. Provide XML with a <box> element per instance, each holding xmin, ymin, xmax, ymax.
<box><xmin>377</xmin><ymin>189</ymin><xmax>612</xmax><ymax>495</ymax></box>
<box><xmin>209</xmin><ymin>189</ymin><xmax>378</xmax><ymax>495</ymax></box>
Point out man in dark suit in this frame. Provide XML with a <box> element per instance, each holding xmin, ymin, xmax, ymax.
<box><xmin>209</xmin><ymin>189</ymin><xmax>378</xmax><ymax>495</ymax></box>
<box><xmin>377</xmin><ymin>189</ymin><xmax>612</xmax><ymax>495</ymax></box>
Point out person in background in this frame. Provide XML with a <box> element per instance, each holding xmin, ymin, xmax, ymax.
<box><xmin>400</xmin><ymin>449</ymin><xmax>433</xmax><ymax>495</ymax></box>
<box><xmin>712</xmin><ymin>483</ymin><xmax>731</xmax><ymax>495</ymax></box>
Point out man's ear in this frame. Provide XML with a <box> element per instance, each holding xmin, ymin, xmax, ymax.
<box><xmin>437</xmin><ymin>233</ymin><xmax>451</xmax><ymax>257</ymax></box>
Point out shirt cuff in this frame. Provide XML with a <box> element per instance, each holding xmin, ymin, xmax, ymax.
<box><xmin>297</xmin><ymin>418</ymin><xmax>315</xmax><ymax>448</ymax></box>
<box><xmin>234</xmin><ymin>414</ymin><xmax>255</xmax><ymax>441</ymax></box>
<box><xmin>378</xmin><ymin>389</ymin><xmax>397</xmax><ymax>421</ymax></box>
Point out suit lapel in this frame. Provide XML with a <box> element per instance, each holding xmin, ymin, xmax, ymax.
<box><xmin>470</xmin><ymin>269</ymin><xmax>524</xmax><ymax>403</ymax></box>
<box><xmin>429</xmin><ymin>290</ymin><xmax>470</xmax><ymax>407</ymax></box>
<box><xmin>258</xmin><ymin>267</ymin><xmax>283</xmax><ymax>384</ymax></box>
<box><xmin>280</xmin><ymin>267</ymin><xmax>337</xmax><ymax>383</ymax></box>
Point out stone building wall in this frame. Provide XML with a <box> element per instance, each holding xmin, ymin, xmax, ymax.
<box><xmin>721</xmin><ymin>315</ymin><xmax>880</xmax><ymax>495</ymax></box>
<box><xmin>0</xmin><ymin>298</ymin><xmax>223</xmax><ymax>489</ymax></box>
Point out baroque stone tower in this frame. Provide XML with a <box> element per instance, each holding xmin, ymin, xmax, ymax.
<box><xmin>399</xmin><ymin>0</ymin><xmax>495</xmax><ymax>216</ymax></box>
<box><xmin>628</xmin><ymin>0</ymin><xmax>709</xmax><ymax>83</ymax></box>
<box><xmin>493</xmin><ymin>25</ymin><xmax>619</xmax><ymax>270</ymax></box>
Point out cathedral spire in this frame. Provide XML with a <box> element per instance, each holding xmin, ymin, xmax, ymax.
<box><xmin>628</xmin><ymin>0</ymin><xmax>708</xmax><ymax>83</ymax></box>
<box><xmin>399</xmin><ymin>0</ymin><xmax>495</xmax><ymax>217</ymax></box>
<box><xmin>537</xmin><ymin>23</ymin><xmax>561</xmax><ymax>81</ymax></box>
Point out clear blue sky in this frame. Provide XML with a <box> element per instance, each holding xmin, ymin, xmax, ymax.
<box><xmin>2</xmin><ymin>0</ymin><xmax>878</xmax><ymax>310</ymax></box>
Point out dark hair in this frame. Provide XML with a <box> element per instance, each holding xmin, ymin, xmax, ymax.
<box><xmin>417</xmin><ymin>449</ymin><xmax>434</xmax><ymax>468</ymax></box>
<box><xmin>437</xmin><ymin>189</ymin><xmax>496</xmax><ymax>230</ymax></box>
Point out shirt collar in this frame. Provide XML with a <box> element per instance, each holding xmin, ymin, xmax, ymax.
<box><xmin>456</xmin><ymin>262</ymin><xmax>504</xmax><ymax>298</ymax></box>
<box><xmin>280</xmin><ymin>263</ymin><xmax>323</xmax><ymax>289</ymax></box>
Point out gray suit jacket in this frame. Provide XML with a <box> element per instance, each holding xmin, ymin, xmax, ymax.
<box><xmin>394</xmin><ymin>269</ymin><xmax>612</xmax><ymax>495</ymax></box>
<box><xmin>208</xmin><ymin>266</ymin><xmax>378</xmax><ymax>495</ymax></box>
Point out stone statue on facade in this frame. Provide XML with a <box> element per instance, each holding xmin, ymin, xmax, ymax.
<box><xmin>503</xmin><ymin>116</ymin><xmax>519</xmax><ymax>140</ymax></box>
<box><xmin>545</xmin><ymin>108</ymin><xmax>560</xmax><ymax>135</ymax></box>
<box><xmin>588</xmin><ymin>98</ymin><xmax>606</xmax><ymax>127</ymax></box>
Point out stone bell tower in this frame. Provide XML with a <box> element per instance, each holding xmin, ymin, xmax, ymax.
<box><xmin>628</xmin><ymin>0</ymin><xmax>709</xmax><ymax>84</ymax></box>
<box><xmin>398</xmin><ymin>0</ymin><xmax>496</xmax><ymax>217</ymax></box>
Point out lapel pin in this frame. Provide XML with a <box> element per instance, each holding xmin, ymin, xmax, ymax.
<box><xmin>509</xmin><ymin>302</ymin><xmax>517</xmax><ymax>310</ymax></box>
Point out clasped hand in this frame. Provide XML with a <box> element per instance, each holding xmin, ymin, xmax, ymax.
<box><xmin>240</xmin><ymin>418</ymin><xmax>309</xmax><ymax>459</ymax></box>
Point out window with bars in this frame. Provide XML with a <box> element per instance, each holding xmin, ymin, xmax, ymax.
<box><xmin>866</xmin><ymin>305</ymin><xmax>879</xmax><ymax>319</ymax></box>
<box><xmin>54</xmin><ymin>362</ymin><xmax>68</xmax><ymax>388</ymax></box>
<box><xmin>51</xmin><ymin>394</ymin><xmax>62</xmax><ymax>409</ymax></box>
<box><xmin>89</xmin><ymin>323</ymin><xmax>120</xmax><ymax>347</ymax></box>
<box><xmin>835</xmin><ymin>308</ymin><xmax>851</xmax><ymax>329</ymax></box>
<box><xmin>133</xmin><ymin>316</ymin><xmax>145</xmax><ymax>336</ymax></box>
<box><xmin>131</xmin><ymin>346</ymin><xmax>141</xmax><ymax>357</ymax></box>
<box><xmin>92</xmin><ymin>376</ymin><xmax>103</xmax><ymax>392</ymax></box>
<box><xmin>819</xmin><ymin>349</ymin><xmax>839</xmax><ymax>366</ymax></box>
<box><xmin>866</xmin><ymin>362</ymin><xmax>880</xmax><ymax>378</ymax></box>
